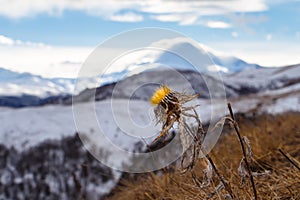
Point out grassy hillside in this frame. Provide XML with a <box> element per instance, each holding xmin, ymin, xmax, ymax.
<box><xmin>105</xmin><ymin>113</ymin><xmax>300</xmax><ymax>200</ymax></box>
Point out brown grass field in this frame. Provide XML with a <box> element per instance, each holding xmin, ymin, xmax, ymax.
<box><xmin>105</xmin><ymin>112</ymin><xmax>300</xmax><ymax>200</ymax></box>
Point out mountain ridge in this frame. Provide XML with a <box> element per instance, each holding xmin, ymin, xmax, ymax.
<box><xmin>0</xmin><ymin>39</ymin><xmax>264</xmax><ymax>99</ymax></box>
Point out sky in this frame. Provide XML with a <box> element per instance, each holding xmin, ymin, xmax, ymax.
<box><xmin>0</xmin><ymin>0</ymin><xmax>299</xmax><ymax>78</ymax></box>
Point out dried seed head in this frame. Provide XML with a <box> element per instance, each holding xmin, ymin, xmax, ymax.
<box><xmin>150</xmin><ymin>85</ymin><xmax>172</xmax><ymax>105</ymax></box>
<box><xmin>150</xmin><ymin>85</ymin><xmax>180</xmax><ymax>118</ymax></box>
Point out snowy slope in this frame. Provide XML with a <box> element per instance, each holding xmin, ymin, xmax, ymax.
<box><xmin>0</xmin><ymin>100</ymin><xmax>155</xmax><ymax>151</ymax></box>
<box><xmin>1</xmin><ymin>89</ymin><xmax>299</xmax><ymax>152</ymax></box>
<box><xmin>223</xmin><ymin>64</ymin><xmax>300</xmax><ymax>93</ymax></box>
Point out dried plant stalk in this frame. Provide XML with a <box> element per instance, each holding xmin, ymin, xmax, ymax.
<box><xmin>278</xmin><ymin>148</ymin><xmax>300</xmax><ymax>171</ymax></box>
<box><xmin>227</xmin><ymin>102</ymin><xmax>257</xmax><ymax>200</ymax></box>
<box><xmin>206</xmin><ymin>155</ymin><xmax>235</xmax><ymax>199</ymax></box>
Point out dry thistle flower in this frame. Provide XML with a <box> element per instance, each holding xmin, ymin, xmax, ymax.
<box><xmin>148</xmin><ymin>86</ymin><xmax>235</xmax><ymax>198</ymax></box>
<box><xmin>149</xmin><ymin>85</ymin><xmax>201</xmax><ymax>169</ymax></box>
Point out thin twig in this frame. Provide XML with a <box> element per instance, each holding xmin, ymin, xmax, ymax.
<box><xmin>205</xmin><ymin>154</ymin><xmax>235</xmax><ymax>199</ymax></box>
<box><xmin>278</xmin><ymin>148</ymin><xmax>300</xmax><ymax>171</ymax></box>
<box><xmin>227</xmin><ymin>102</ymin><xmax>257</xmax><ymax>200</ymax></box>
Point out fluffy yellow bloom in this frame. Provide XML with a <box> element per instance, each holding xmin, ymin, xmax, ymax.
<box><xmin>150</xmin><ymin>85</ymin><xmax>171</xmax><ymax>105</ymax></box>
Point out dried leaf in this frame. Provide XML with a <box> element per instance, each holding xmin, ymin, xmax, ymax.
<box><xmin>201</xmin><ymin>159</ymin><xmax>213</xmax><ymax>188</ymax></box>
<box><xmin>243</xmin><ymin>136</ymin><xmax>254</xmax><ymax>163</ymax></box>
<box><xmin>238</xmin><ymin>157</ymin><xmax>248</xmax><ymax>185</ymax></box>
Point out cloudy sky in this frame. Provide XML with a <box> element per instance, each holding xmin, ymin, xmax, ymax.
<box><xmin>0</xmin><ymin>0</ymin><xmax>299</xmax><ymax>78</ymax></box>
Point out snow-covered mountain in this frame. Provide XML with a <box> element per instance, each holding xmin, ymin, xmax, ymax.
<box><xmin>68</xmin><ymin>64</ymin><xmax>300</xmax><ymax>105</ymax></box>
<box><xmin>0</xmin><ymin>38</ymin><xmax>262</xmax><ymax>101</ymax></box>
<box><xmin>0</xmin><ymin>67</ymin><xmax>75</xmax><ymax>97</ymax></box>
<box><xmin>0</xmin><ymin>67</ymin><xmax>132</xmax><ymax>107</ymax></box>
<box><xmin>1</xmin><ymin>64</ymin><xmax>299</xmax><ymax>108</ymax></box>
<box><xmin>1</xmin><ymin>65</ymin><xmax>299</xmax><ymax>154</ymax></box>
<box><xmin>1</xmin><ymin>64</ymin><xmax>299</xmax><ymax>151</ymax></box>
<box><xmin>0</xmin><ymin>67</ymin><xmax>134</xmax><ymax>98</ymax></box>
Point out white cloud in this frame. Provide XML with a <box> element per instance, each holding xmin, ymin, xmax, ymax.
<box><xmin>0</xmin><ymin>35</ymin><xmax>47</xmax><ymax>47</ymax></box>
<box><xmin>1</xmin><ymin>35</ymin><xmax>300</xmax><ymax>79</ymax></box>
<box><xmin>0</xmin><ymin>35</ymin><xmax>90</xmax><ymax>78</ymax></box>
<box><xmin>109</xmin><ymin>12</ymin><xmax>143</xmax><ymax>22</ymax></box>
<box><xmin>266</xmin><ymin>34</ymin><xmax>272</xmax><ymax>41</ymax></box>
<box><xmin>205</xmin><ymin>21</ymin><xmax>231</xmax><ymax>29</ymax></box>
<box><xmin>0</xmin><ymin>35</ymin><xmax>14</xmax><ymax>45</ymax></box>
<box><xmin>231</xmin><ymin>32</ymin><xmax>239</xmax><ymax>38</ymax></box>
<box><xmin>0</xmin><ymin>0</ymin><xmax>269</xmax><ymax>25</ymax></box>
<box><xmin>151</xmin><ymin>14</ymin><xmax>198</xmax><ymax>25</ymax></box>
<box><xmin>0</xmin><ymin>35</ymin><xmax>135</xmax><ymax>78</ymax></box>
<box><xmin>0</xmin><ymin>45</ymin><xmax>91</xmax><ymax>78</ymax></box>
<box><xmin>209</xmin><ymin>41</ymin><xmax>300</xmax><ymax>67</ymax></box>
<box><xmin>207</xmin><ymin>65</ymin><xmax>229</xmax><ymax>73</ymax></box>
<box><xmin>141</xmin><ymin>0</ymin><xmax>267</xmax><ymax>15</ymax></box>
<box><xmin>151</xmin><ymin>14</ymin><xmax>184</xmax><ymax>23</ymax></box>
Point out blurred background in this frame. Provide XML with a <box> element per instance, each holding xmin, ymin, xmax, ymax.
<box><xmin>0</xmin><ymin>1</ymin><xmax>299</xmax><ymax>199</ymax></box>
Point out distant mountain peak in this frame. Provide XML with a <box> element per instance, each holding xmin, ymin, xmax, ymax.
<box><xmin>150</xmin><ymin>38</ymin><xmax>261</xmax><ymax>73</ymax></box>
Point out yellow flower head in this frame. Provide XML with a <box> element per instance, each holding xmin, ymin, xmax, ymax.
<box><xmin>150</xmin><ymin>85</ymin><xmax>171</xmax><ymax>105</ymax></box>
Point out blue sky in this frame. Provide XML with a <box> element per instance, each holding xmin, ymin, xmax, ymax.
<box><xmin>0</xmin><ymin>0</ymin><xmax>299</xmax><ymax>78</ymax></box>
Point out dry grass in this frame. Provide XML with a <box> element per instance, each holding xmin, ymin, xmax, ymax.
<box><xmin>105</xmin><ymin>113</ymin><xmax>300</xmax><ymax>200</ymax></box>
